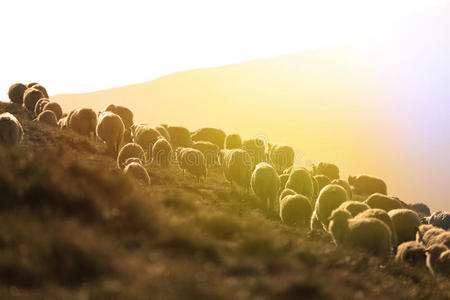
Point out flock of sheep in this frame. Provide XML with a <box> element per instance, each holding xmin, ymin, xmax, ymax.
<box><xmin>2</xmin><ymin>82</ymin><xmax>450</xmax><ymax>278</ymax></box>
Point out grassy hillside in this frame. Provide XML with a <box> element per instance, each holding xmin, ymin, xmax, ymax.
<box><xmin>0</xmin><ymin>102</ymin><xmax>448</xmax><ymax>299</ymax></box>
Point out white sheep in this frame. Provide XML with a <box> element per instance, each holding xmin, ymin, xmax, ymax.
<box><xmin>395</xmin><ymin>241</ymin><xmax>427</xmax><ymax>268</ymax></box>
<box><xmin>328</xmin><ymin>208</ymin><xmax>392</xmax><ymax>257</ymax></box>
<box><xmin>123</xmin><ymin>162</ymin><xmax>151</xmax><ymax>185</ymax></box>
<box><xmin>314</xmin><ymin>184</ymin><xmax>348</xmax><ymax>227</ymax></box>
<box><xmin>0</xmin><ymin>112</ymin><xmax>24</xmax><ymax>146</ymax></box>
<box><xmin>280</xmin><ymin>194</ymin><xmax>312</xmax><ymax>227</ymax></box>
<box><xmin>219</xmin><ymin>149</ymin><xmax>252</xmax><ymax>191</ymax></box>
<box><xmin>285</xmin><ymin>168</ymin><xmax>314</xmax><ymax>202</ymax></box>
<box><xmin>152</xmin><ymin>137</ymin><xmax>172</xmax><ymax>167</ymax></box>
<box><xmin>430</xmin><ymin>232</ymin><xmax>450</xmax><ymax>248</ymax></box>
<box><xmin>68</xmin><ymin>108</ymin><xmax>97</xmax><ymax>138</ymax></box>
<box><xmin>96</xmin><ymin>112</ymin><xmax>125</xmax><ymax>156</ymax></box>
<box><xmin>176</xmin><ymin>147</ymin><xmax>207</xmax><ymax>182</ymax></box>
<box><xmin>117</xmin><ymin>143</ymin><xmax>146</xmax><ymax>169</ymax></box>
<box><xmin>269</xmin><ymin>144</ymin><xmax>295</xmax><ymax>174</ymax></box>
<box><xmin>250</xmin><ymin>162</ymin><xmax>280</xmax><ymax>216</ymax></box>
<box><xmin>388</xmin><ymin>209</ymin><xmax>421</xmax><ymax>246</ymax></box>
<box><xmin>425</xmin><ymin>244</ymin><xmax>449</xmax><ymax>276</ymax></box>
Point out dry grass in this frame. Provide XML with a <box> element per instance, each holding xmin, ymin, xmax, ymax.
<box><xmin>0</xmin><ymin>102</ymin><xmax>448</xmax><ymax>299</ymax></box>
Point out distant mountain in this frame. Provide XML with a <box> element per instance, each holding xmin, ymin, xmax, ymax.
<box><xmin>54</xmin><ymin>5</ymin><xmax>450</xmax><ymax>210</ymax></box>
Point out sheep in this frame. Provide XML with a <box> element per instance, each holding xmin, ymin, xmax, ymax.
<box><xmin>388</xmin><ymin>209</ymin><xmax>421</xmax><ymax>246</ymax></box>
<box><xmin>123</xmin><ymin>162</ymin><xmax>151</xmax><ymax>185</ymax></box>
<box><xmin>312</xmin><ymin>162</ymin><xmax>339</xmax><ymax>180</ymax></box>
<box><xmin>315</xmin><ymin>184</ymin><xmax>348</xmax><ymax>227</ymax></box>
<box><xmin>242</xmin><ymin>137</ymin><xmax>266</xmax><ymax>168</ymax></box>
<box><xmin>364</xmin><ymin>193</ymin><xmax>403</xmax><ymax>212</ymax></box>
<box><xmin>34</xmin><ymin>98</ymin><xmax>49</xmax><ymax>116</ymax></box>
<box><xmin>285</xmin><ymin>168</ymin><xmax>314</xmax><ymax>201</ymax></box>
<box><xmin>328</xmin><ymin>209</ymin><xmax>392</xmax><ymax>257</ymax></box>
<box><xmin>422</xmin><ymin>227</ymin><xmax>446</xmax><ymax>247</ymax></box>
<box><xmin>431</xmin><ymin>232</ymin><xmax>450</xmax><ymax>248</ymax></box>
<box><xmin>337</xmin><ymin>201</ymin><xmax>370</xmax><ymax>217</ymax></box>
<box><xmin>42</xmin><ymin>102</ymin><xmax>63</xmax><ymax>120</ymax></box>
<box><xmin>395</xmin><ymin>241</ymin><xmax>427</xmax><ymax>268</ymax></box>
<box><xmin>416</xmin><ymin>224</ymin><xmax>435</xmax><ymax>243</ymax></box>
<box><xmin>176</xmin><ymin>147</ymin><xmax>207</xmax><ymax>182</ymax></box>
<box><xmin>30</xmin><ymin>84</ymin><xmax>49</xmax><ymax>98</ymax></box>
<box><xmin>22</xmin><ymin>88</ymin><xmax>44</xmax><ymax>114</ymax></box>
<box><xmin>408</xmin><ymin>202</ymin><xmax>431</xmax><ymax>218</ymax></box>
<box><xmin>279</xmin><ymin>174</ymin><xmax>289</xmax><ymax>190</ymax></box>
<box><xmin>152</xmin><ymin>137</ymin><xmax>172</xmax><ymax>167</ymax></box>
<box><xmin>331</xmin><ymin>179</ymin><xmax>352</xmax><ymax>199</ymax></box>
<box><xmin>314</xmin><ymin>175</ymin><xmax>331</xmax><ymax>193</ymax></box>
<box><xmin>103</xmin><ymin>104</ymin><xmax>134</xmax><ymax>129</ymax></box>
<box><xmin>8</xmin><ymin>83</ymin><xmax>27</xmax><ymax>105</ymax></box>
<box><xmin>311</xmin><ymin>175</ymin><xmax>319</xmax><ymax>200</ymax></box>
<box><xmin>251</xmin><ymin>162</ymin><xmax>280</xmax><ymax>215</ymax></box>
<box><xmin>0</xmin><ymin>112</ymin><xmax>24</xmax><ymax>146</ymax></box>
<box><xmin>34</xmin><ymin>110</ymin><xmax>58</xmax><ymax>127</ymax></box>
<box><xmin>155</xmin><ymin>125</ymin><xmax>171</xmax><ymax>143</ymax></box>
<box><xmin>269</xmin><ymin>144</ymin><xmax>295</xmax><ymax>173</ymax></box>
<box><xmin>124</xmin><ymin>157</ymin><xmax>144</xmax><ymax>166</ymax></box>
<box><xmin>426</xmin><ymin>244</ymin><xmax>449</xmax><ymax>276</ymax></box>
<box><xmin>191</xmin><ymin>141</ymin><xmax>220</xmax><ymax>167</ymax></box>
<box><xmin>279</xmin><ymin>188</ymin><xmax>296</xmax><ymax>203</ymax></box>
<box><xmin>280</xmin><ymin>194</ymin><xmax>312</xmax><ymax>227</ymax></box>
<box><xmin>131</xmin><ymin>124</ymin><xmax>161</xmax><ymax>154</ymax></box>
<box><xmin>429</xmin><ymin>210</ymin><xmax>450</xmax><ymax>230</ymax></box>
<box><xmin>167</xmin><ymin>126</ymin><xmax>193</xmax><ymax>148</ymax></box>
<box><xmin>348</xmin><ymin>175</ymin><xmax>387</xmax><ymax>195</ymax></box>
<box><xmin>434</xmin><ymin>249</ymin><xmax>450</xmax><ymax>276</ymax></box>
<box><xmin>224</xmin><ymin>133</ymin><xmax>242</xmax><ymax>149</ymax></box>
<box><xmin>355</xmin><ymin>208</ymin><xmax>397</xmax><ymax>246</ymax></box>
<box><xmin>310</xmin><ymin>210</ymin><xmax>324</xmax><ymax>231</ymax></box>
<box><xmin>219</xmin><ymin>149</ymin><xmax>252</xmax><ymax>191</ymax></box>
<box><xmin>117</xmin><ymin>143</ymin><xmax>146</xmax><ymax>169</ymax></box>
<box><xmin>58</xmin><ymin>116</ymin><xmax>69</xmax><ymax>130</ymax></box>
<box><xmin>67</xmin><ymin>108</ymin><xmax>97</xmax><ymax>138</ymax></box>
<box><xmin>283</xmin><ymin>166</ymin><xmax>293</xmax><ymax>175</ymax></box>
<box><xmin>191</xmin><ymin>127</ymin><xmax>226</xmax><ymax>149</ymax></box>
<box><xmin>96</xmin><ymin>112</ymin><xmax>125</xmax><ymax>156</ymax></box>
<box><xmin>27</xmin><ymin>82</ymin><xmax>38</xmax><ymax>88</ymax></box>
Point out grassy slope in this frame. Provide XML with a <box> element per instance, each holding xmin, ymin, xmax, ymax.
<box><xmin>0</xmin><ymin>102</ymin><xmax>448</xmax><ymax>300</ymax></box>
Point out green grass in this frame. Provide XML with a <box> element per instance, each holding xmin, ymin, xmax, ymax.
<box><xmin>0</xmin><ymin>102</ymin><xmax>448</xmax><ymax>299</ymax></box>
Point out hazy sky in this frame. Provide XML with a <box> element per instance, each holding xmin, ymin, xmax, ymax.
<box><xmin>0</xmin><ymin>0</ymin><xmax>447</xmax><ymax>95</ymax></box>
